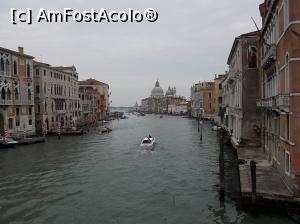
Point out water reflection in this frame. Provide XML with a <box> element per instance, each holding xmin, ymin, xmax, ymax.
<box><xmin>0</xmin><ymin>115</ymin><xmax>292</xmax><ymax>224</ymax></box>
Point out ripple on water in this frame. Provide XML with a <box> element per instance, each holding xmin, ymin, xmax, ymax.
<box><xmin>0</xmin><ymin>116</ymin><xmax>293</xmax><ymax>224</ymax></box>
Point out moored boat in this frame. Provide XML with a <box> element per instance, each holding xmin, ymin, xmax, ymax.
<box><xmin>0</xmin><ymin>138</ymin><xmax>18</xmax><ymax>149</ymax></box>
<box><xmin>101</xmin><ymin>127</ymin><xmax>112</xmax><ymax>134</ymax></box>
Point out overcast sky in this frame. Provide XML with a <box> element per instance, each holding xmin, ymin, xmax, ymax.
<box><xmin>0</xmin><ymin>0</ymin><xmax>262</xmax><ymax>106</ymax></box>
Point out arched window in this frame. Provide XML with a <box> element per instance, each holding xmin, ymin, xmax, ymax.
<box><xmin>248</xmin><ymin>46</ymin><xmax>258</xmax><ymax>68</ymax></box>
<box><xmin>15</xmin><ymin>88</ymin><xmax>19</xmax><ymax>101</ymax></box>
<box><xmin>1</xmin><ymin>88</ymin><xmax>5</xmax><ymax>100</ymax></box>
<box><xmin>285</xmin><ymin>54</ymin><xmax>290</xmax><ymax>93</ymax></box>
<box><xmin>26</xmin><ymin>64</ymin><xmax>30</xmax><ymax>77</ymax></box>
<box><xmin>5</xmin><ymin>60</ymin><xmax>9</xmax><ymax>75</ymax></box>
<box><xmin>0</xmin><ymin>58</ymin><xmax>4</xmax><ymax>72</ymax></box>
<box><xmin>7</xmin><ymin>88</ymin><xmax>11</xmax><ymax>100</ymax></box>
<box><xmin>28</xmin><ymin>89</ymin><xmax>32</xmax><ymax>101</ymax></box>
<box><xmin>13</xmin><ymin>61</ymin><xmax>17</xmax><ymax>75</ymax></box>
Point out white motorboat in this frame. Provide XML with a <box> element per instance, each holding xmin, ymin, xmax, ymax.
<box><xmin>212</xmin><ymin>125</ymin><xmax>221</xmax><ymax>131</ymax></box>
<box><xmin>140</xmin><ymin>137</ymin><xmax>156</xmax><ymax>150</ymax></box>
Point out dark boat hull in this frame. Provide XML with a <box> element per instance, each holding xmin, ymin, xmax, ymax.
<box><xmin>0</xmin><ymin>142</ymin><xmax>17</xmax><ymax>149</ymax></box>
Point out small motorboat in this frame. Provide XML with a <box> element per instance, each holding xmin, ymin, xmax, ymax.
<box><xmin>101</xmin><ymin>127</ymin><xmax>112</xmax><ymax>134</ymax></box>
<box><xmin>160</xmin><ymin>115</ymin><xmax>163</xmax><ymax>118</ymax></box>
<box><xmin>0</xmin><ymin>138</ymin><xmax>18</xmax><ymax>149</ymax></box>
<box><xmin>140</xmin><ymin>137</ymin><xmax>156</xmax><ymax>150</ymax></box>
<box><xmin>212</xmin><ymin>125</ymin><xmax>221</xmax><ymax>131</ymax></box>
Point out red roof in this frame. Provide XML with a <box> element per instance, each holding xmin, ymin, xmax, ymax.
<box><xmin>79</xmin><ymin>78</ymin><xmax>109</xmax><ymax>87</ymax></box>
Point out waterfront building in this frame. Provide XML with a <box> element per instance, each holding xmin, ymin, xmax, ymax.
<box><xmin>33</xmin><ymin>62</ymin><xmax>80</xmax><ymax>133</ymax></box>
<box><xmin>0</xmin><ymin>46</ymin><xmax>35</xmax><ymax>137</ymax></box>
<box><xmin>140</xmin><ymin>80</ymin><xmax>187</xmax><ymax>114</ymax></box>
<box><xmin>190</xmin><ymin>81</ymin><xmax>215</xmax><ymax>118</ymax></box>
<box><xmin>168</xmin><ymin>102</ymin><xmax>188</xmax><ymax>115</ymax></box>
<box><xmin>78</xmin><ymin>85</ymin><xmax>99</xmax><ymax>125</ymax></box>
<box><xmin>140</xmin><ymin>98</ymin><xmax>149</xmax><ymax>113</ymax></box>
<box><xmin>220</xmin><ymin>31</ymin><xmax>260</xmax><ymax>147</ymax></box>
<box><xmin>213</xmin><ymin>74</ymin><xmax>226</xmax><ymax>124</ymax></box>
<box><xmin>257</xmin><ymin>0</ymin><xmax>300</xmax><ymax>192</ymax></box>
<box><xmin>79</xmin><ymin>79</ymin><xmax>110</xmax><ymax>120</ymax></box>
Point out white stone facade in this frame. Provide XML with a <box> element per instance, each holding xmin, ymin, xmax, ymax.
<box><xmin>33</xmin><ymin>62</ymin><xmax>80</xmax><ymax>132</ymax></box>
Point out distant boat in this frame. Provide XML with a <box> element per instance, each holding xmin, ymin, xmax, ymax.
<box><xmin>212</xmin><ymin>125</ymin><xmax>221</xmax><ymax>131</ymax></box>
<box><xmin>160</xmin><ymin>115</ymin><xmax>163</xmax><ymax>118</ymax></box>
<box><xmin>101</xmin><ymin>127</ymin><xmax>112</xmax><ymax>134</ymax></box>
<box><xmin>182</xmin><ymin>116</ymin><xmax>190</xmax><ymax>118</ymax></box>
<box><xmin>140</xmin><ymin>137</ymin><xmax>156</xmax><ymax>150</ymax></box>
<box><xmin>0</xmin><ymin>138</ymin><xmax>18</xmax><ymax>149</ymax></box>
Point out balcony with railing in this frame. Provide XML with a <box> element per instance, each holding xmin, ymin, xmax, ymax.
<box><xmin>56</xmin><ymin>109</ymin><xmax>66</xmax><ymax>114</ymax></box>
<box><xmin>256</xmin><ymin>97</ymin><xmax>276</xmax><ymax>108</ymax></box>
<box><xmin>15</xmin><ymin>99</ymin><xmax>34</xmax><ymax>105</ymax></box>
<box><xmin>276</xmin><ymin>95</ymin><xmax>290</xmax><ymax>108</ymax></box>
<box><xmin>262</xmin><ymin>44</ymin><xmax>276</xmax><ymax>70</ymax></box>
<box><xmin>0</xmin><ymin>99</ymin><xmax>13</xmax><ymax>105</ymax></box>
<box><xmin>257</xmin><ymin>95</ymin><xmax>290</xmax><ymax>109</ymax></box>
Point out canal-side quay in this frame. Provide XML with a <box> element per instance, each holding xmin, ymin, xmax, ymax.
<box><xmin>217</xmin><ymin>126</ymin><xmax>300</xmax><ymax>217</ymax></box>
<box><xmin>0</xmin><ymin>115</ymin><xmax>293</xmax><ymax>224</ymax></box>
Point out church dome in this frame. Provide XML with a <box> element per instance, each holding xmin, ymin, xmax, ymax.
<box><xmin>151</xmin><ymin>80</ymin><xmax>164</xmax><ymax>97</ymax></box>
<box><xmin>166</xmin><ymin>86</ymin><xmax>176</xmax><ymax>96</ymax></box>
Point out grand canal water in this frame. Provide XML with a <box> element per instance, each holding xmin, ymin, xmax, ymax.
<box><xmin>0</xmin><ymin>115</ymin><xmax>292</xmax><ymax>224</ymax></box>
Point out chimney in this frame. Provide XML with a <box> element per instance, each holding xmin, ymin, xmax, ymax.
<box><xmin>18</xmin><ymin>46</ymin><xmax>24</xmax><ymax>54</ymax></box>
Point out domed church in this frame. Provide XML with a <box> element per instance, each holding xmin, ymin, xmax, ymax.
<box><xmin>140</xmin><ymin>80</ymin><xmax>187</xmax><ymax>114</ymax></box>
<box><xmin>151</xmin><ymin>80</ymin><xmax>164</xmax><ymax>97</ymax></box>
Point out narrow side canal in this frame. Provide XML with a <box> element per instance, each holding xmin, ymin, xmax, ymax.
<box><xmin>0</xmin><ymin>115</ymin><xmax>292</xmax><ymax>224</ymax></box>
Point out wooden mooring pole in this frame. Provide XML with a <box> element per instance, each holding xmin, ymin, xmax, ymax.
<box><xmin>219</xmin><ymin>129</ymin><xmax>225</xmax><ymax>201</ymax></box>
<box><xmin>250</xmin><ymin>160</ymin><xmax>257</xmax><ymax>204</ymax></box>
<box><xmin>198</xmin><ymin>116</ymin><xmax>200</xmax><ymax>132</ymax></box>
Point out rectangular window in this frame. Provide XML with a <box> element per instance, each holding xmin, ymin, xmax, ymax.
<box><xmin>284</xmin><ymin>0</ymin><xmax>289</xmax><ymax>30</ymax></box>
<box><xmin>36</xmin><ymin>85</ymin><xmax>40</xmax><ymax>94</ymax></box>
<box><xmin>16</xmin><ymin>108</ymin><xmax>20</xmax><ymax>116</ymax></box>
<box><xmin>285</xmin><ymin>57</ymin><xmax>290</xmax><ymax>93</ymax></box>
<box><xmin>8</xmin><ymin>118</ymin><xmax>13</xmax><ymax>129</ymax></box>
<box><xmin>285</xmin><ymin>151</ymin><xmax>291</xmax><ymax>175</ymax></box>
<box><xmin>29</xmin><ymin>107</ymin><xmax>32</xmax><ymax>115</ymax></box>
<box><xmin>36</xmin><ymin>69</ymin><xmax>39</xmax><ymax>76</ymax></box>
<box><xmin>29</xmin><ymin>119</ymin><xmax>32</xmax><ymax>125</ymax></box>
<box><xmin>286</xmin><ymin>113</ymin><xmax>290</xmax><ymax>141</ymax></box>
<box><xmin>44</xmin><ymin>70</ymin><xmax>46</xmax><ymax>76</ymax></box>
<box><xmin>16</xmin><ymin>120</ymin><xmax>20</xmax><ymax>127</ymax></box>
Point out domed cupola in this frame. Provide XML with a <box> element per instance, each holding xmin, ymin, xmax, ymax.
<box><xmin>151</xmin><ymin>80</ymin><xmax>164</xmax><ymax>97</ymax></box>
